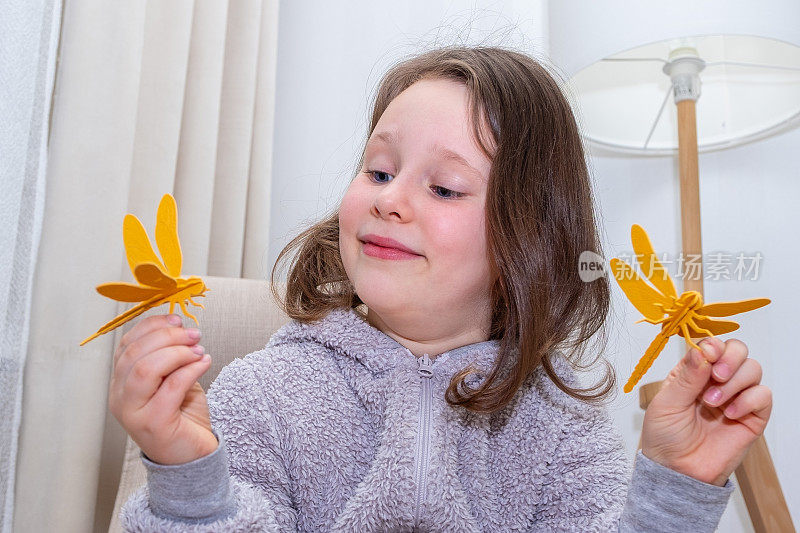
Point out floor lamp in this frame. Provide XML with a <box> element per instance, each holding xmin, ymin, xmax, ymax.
<box><xmin>549</xmin><ymin>3</ymin><xmax>799</xmax><ymax>531</ymax></box>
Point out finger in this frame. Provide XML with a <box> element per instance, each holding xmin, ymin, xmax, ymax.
<box><xmin>696</xmin><ymin>336</ymin><xmax>724</xmax><ymax>365</ymax></box>
<box><xmin>146</xmin><ymin>354</ymin><xmax>212</xmax><ymax>424</ymax></box>
<box><xmin>657</xmin><ymin>337</ymin><xmax>718</xmax><ymax>410</ymax></box>
<box><xmin>710</xmin><ymin>338</ymin><xmax>749</xmax><ymax>383</ymax></box>
<box><xmin>121</xmin><ymin>344</ymin><xmax>207</xmax><ymax>411</ymax></box>
<box><xmin>115</xmin><ymin>325</ymin><xmax>201</xmax><ymax>382</ymax></box>
<box><xmin>114</xmin><ymin>314</ymin><xmax>183</xmax><ymax>367</ymax></box>
<box><xmin>720</xmin><ymin>384</ymin><xmax>772</xmax><ymax>427</ymax></box>
<box><xmin>702</xmin><ymin>357</ymin><xmax>762</xmax><ymax>408</ymax></box>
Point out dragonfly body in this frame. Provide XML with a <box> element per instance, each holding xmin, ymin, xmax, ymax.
<box><xmin>611</xmin><ymin>225</ymin><xmax>770</xmax><ymax>393</ymax></box>
<box><xmin>80</xmin><ymin>195</ymin><xmax>210</xmax><ymax>346</ymax></box>
<box><xmin>647</xmin><ymin>291</ymin><xmax>703</xmax><ymax>339</ymax></box>
<box><xmin>623</xmin><ymin>291</ymin><xmax>702</xmax><ymax>393</ymax></box>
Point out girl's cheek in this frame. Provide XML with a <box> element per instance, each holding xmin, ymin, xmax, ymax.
<box><xmin>338</xmin><ymin>189</ymin><xmax>362</xmax><ymax>231</ymax></box>
<box><xmin>430</xmin><ymin>210</ymin><xmax>480</xmax><ymax>248</ymax></box>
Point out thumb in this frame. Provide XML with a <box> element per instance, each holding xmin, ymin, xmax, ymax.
<box><xmin>658</xmin><ymin>336</ymin><xmax>722</xmax><ymax>409</ymax></box>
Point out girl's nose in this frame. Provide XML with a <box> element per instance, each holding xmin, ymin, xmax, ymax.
<box><xmin>373</xmin><ymin>175</ymin><xmax>413</xmax><ymax>220</ymax></box>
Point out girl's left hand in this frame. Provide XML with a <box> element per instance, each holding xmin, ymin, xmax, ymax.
<box><xmin>640</xmin><ymin>336</ymin><xmax>772</xmax><ymax>486</ymax></box>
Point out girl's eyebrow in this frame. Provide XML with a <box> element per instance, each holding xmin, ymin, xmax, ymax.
<box><xmin>368</xmin><ymin>129</ymin><xmax>484</xmax><ymax>182</ymax></box>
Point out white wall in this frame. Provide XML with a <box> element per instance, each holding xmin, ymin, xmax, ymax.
<box><xmin>268</xmin><ymin>0</ymin><xmax>547</xmax><ymax>276</ymax></box>
<box><xmin>591</xmin><ymin>126</ymin><xmax>800</xmax><ymax>531</ymax></box>
<box><xmin>268</xmin><ymin>2</ymin><xmax>798</xmax><ymax>531</ymax></box>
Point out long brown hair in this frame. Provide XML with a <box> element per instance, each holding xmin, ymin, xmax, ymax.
<box><xmin>270</xmin><ymin>45</ymin><xmax>617</xmax><ymax>414</ymax></box>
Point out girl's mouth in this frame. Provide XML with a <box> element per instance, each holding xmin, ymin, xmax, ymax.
<box><xmin>361</xmin><ymin>241</ymin><xmax>423</xmax><ymax>261</ymax></box>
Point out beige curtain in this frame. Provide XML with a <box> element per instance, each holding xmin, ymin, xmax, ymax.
<box><xmin>14</xmin><ymin>1</ymin><xmax>280</xmax><ymax>531</ymax></box>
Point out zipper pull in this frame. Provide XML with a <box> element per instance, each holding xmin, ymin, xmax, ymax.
<box><xmin>418</xmin><ymin>353</ymin><xmax>433</xmax><ymax>378</ymax></box>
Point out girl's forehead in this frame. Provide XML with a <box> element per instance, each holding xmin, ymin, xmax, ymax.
<box><xmin>369</xmin><ymin>81</ymin><xmax>494</xmax><ymax>171</ymax></box>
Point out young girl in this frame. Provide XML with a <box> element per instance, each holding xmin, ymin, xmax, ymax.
<box><xmin>111</xmin><ymin>46</ymin><xmax>772</xmax><ymax>532</ymax></box>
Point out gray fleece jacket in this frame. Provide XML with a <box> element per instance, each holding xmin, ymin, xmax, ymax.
<box><xmin>120</xmin><ymin>306</ymin><xmax>735</xmax><ymax>532</ymax></box>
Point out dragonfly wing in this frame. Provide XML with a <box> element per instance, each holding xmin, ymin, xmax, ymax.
<box><xmin>123</xmin><ymin>213</ymin><xmax>168</xmax><ymax>277</ymax></box>
<box><xmin>134</xmin><ymin>263</ymin><xmax>178</xmax><ymax>290</ymax></box>
<box><xmin>698</xmin><ymin>298</ymin><xmax>771</xmax><ymax>317</ymax></box>
<box><xmin>610</xmin><ymin>258</ymin><xmax>672</xmax><ymax>321</ymax></box>
<box><xmin>155</xmin><ymin>194</ymin><xmax>183</xmax><ymax>278</ymax></box>
<box><xmin>677</xmin><ymin>316</ymin><xmax>740</xmax><ymax>338</ymax></box>
<box><xmin>631</xmin><ymin>224</ymin><xmax>678</xmax><ymax>299</ymax></box>
<box><xmin>96</xmin><ymin>282</ymin><xmax>163</xmax><ymax>302</ymax></box>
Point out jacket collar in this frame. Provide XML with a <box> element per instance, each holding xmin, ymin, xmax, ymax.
<box><xmin>268</xmin><ymin>306</ymin><xmax>502</xmax><ymax>378</ymax></box>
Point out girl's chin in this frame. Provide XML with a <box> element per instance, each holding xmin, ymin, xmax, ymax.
<box><xmin>355</xmin><ymin>292</ymin><xmax>419</xmax><ymax>313</ymax></box>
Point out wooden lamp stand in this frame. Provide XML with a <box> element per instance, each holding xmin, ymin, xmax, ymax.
<box><xmin>634</xmin><ymin>92</ymin><xmax>794</xmax><ymax>532</ymax></box>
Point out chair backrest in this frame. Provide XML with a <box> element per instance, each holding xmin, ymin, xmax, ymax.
<box><xmin>108</xmin><ymin>276</ymin><xmax>291</xmax><ymax>532</ymax></box>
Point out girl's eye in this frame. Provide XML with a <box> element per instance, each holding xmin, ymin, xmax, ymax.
<box><xmin>367</xmin><ymin>170</ymin><xmax>391</xmax><ymax>183</ymax></box>
<box><xmin>363</xmin><ymin>170</ymin><xmax>465</xmax><ymax>200</ymax></box>
<box><xmin>430</xmin><ymin>185</ymin><xmax>463</xmax><ymax>199</ymax></box>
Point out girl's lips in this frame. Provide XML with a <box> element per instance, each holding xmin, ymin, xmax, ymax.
<box><xmin>361</xmin><ymin>241</ymin><xmax>423</xmax><ymax>260</ymax></box>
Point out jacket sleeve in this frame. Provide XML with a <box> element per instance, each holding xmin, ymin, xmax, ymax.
<box><xmin>530</xmin><ymin>386</ymin><xmax>735</xmax><ymax>532</ymax></box>
<box><xmin>119</xmin><ymin>356</ymin><xmax>299</xmax><ymax>532</ymax></box>
<box><xmin>619</xmin><ymin>448</ymin><xmax>734</xmax><ymax>532</ymax></box>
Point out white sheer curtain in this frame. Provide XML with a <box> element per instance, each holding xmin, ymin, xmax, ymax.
<box><xmin>0</xmin><ymin>0</ymin><xmax>62</xmax><ymax>532</ymax></box>
<box><xmin>8</xmin><ymin>1</ymin><xmax>280</xmax><ymax>531</ymax></box>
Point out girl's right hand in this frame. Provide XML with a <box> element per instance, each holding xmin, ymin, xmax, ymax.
<box><xmin>108</xmin><ymin>314</ymin><xmax>218</xmax><ymax>465</ymax></box>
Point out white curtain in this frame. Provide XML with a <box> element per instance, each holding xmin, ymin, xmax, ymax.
<box><xmin>7</xmin><ymin>1</ymin><xmax>280</xmax><ymax>531</ymax></box>
<box><xmin>0</xmin><ymin>0</ymin><xmax>62</xmax><ymax>532</ymax></box>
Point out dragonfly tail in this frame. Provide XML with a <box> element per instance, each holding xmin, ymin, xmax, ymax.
<box><xmin>623</xmin><ymin>333</ymin><xmax>671</xmax><ymax>393</ymax></box>
<box><xmin>79</xmin><ymin>295</ymin><xmax>166</xmax><ymax>346</ymax></box>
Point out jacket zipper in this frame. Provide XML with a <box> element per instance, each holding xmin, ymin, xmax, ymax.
<box><xmin>413</xmin><ymin>352</ymin><xmax>434</xmax><ymax>532</ymax></box>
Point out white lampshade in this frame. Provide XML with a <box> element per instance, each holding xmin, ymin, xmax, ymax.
<box><xmin>548</xmin><ymin>1</ymin><xmax>800</xmax><ymax>155</ymax></box>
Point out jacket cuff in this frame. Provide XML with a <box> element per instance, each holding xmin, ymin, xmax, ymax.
<box><xmin>140</xmin><ymin>428</ymin><xmax>237</xmax><ymax>523</ymax></box>
<box><xmin>620</xmin><ymin>449</ymin><xmax>735</xmax><ymax>532</ymax></box>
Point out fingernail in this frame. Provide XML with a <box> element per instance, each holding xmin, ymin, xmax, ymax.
<box><xmin>187</xmin><ymin>328</ymin><xmax>201</xmax><ymax>340</ymax></box>
<box><xmin>700</xmin><ymin>340</ymin><xmax>715</xmax><ymax>358</ymax></box>
<box><xmin>704</xmin><ymin>386</ymin><xmax>722</xmax><ymax>404</ymax></box>
<box><xmin>167</xmin><ymin>314</ymin><xmax>182</xmax><ymax>326</ymax></box>
<box><xmin>191</xmin><ymin>345</ymin><xmax>204</xmax><ymax>355</ymax></box>
<box><xmin>713</xmin><ymin>362</ymin><xmax>730</xmax><ymax>380</ymax></box>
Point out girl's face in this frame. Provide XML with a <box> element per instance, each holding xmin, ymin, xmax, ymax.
<box><xmin>339</xmin><ymin>78</ymin><xmax>494</xmax><ymax>334</ymax></box>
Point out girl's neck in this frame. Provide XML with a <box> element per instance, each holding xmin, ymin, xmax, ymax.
<box><xmin>365</xmin><ymin>306</ymin><xmax>491</xmax><ymax>359</ymax></box>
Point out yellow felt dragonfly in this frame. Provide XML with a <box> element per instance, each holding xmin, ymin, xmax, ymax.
<box><xmin>80</xmin><ymin>193</ymin><xmax>210</xmax><ymax>346</ymax></box>
<box><xmin>609</xmin><ymin>224</ymin><xmax>770</xmax><ymax>393</ymax></box>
